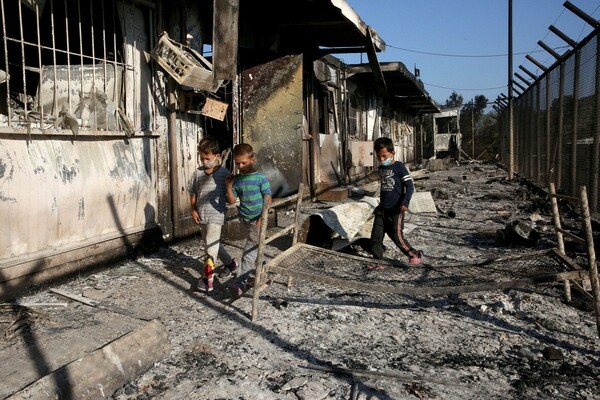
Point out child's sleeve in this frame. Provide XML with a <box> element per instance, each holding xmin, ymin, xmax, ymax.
<box><xmin>260</xmin><ymin>175</ymin><xmax>272</xmax><ymax>196</ymax></box>
<box><xmin>399</xmin><ymin>163</ymin><xmax>414</xmax><ymax>207</ymax></box>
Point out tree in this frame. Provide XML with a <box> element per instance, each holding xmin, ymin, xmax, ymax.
<box><xmin>444</xmin><ymin>91</ymin><xmax>463</xmax><ymax>109</ymax></box>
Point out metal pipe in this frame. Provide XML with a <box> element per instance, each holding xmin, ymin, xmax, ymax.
<box><xmin>538</xmin><ymin>40</ymin><xmax>562</xmax><ymax>60</ymax></box>
<box><xmin>18</xmin><ymin>1</ymin><xmax>27</xmax><ymax>121</ymax></box>
<box><xmin>101</xmin><ymin>0</ymin><xmax>108</xmax><ymax>127</ymax></box>
<box><xmin>570</xmin><ymin>50</ymin><xmax>580</xmax><ymax>196</ymax></box>
<box><xmin>64</xmin><ymin>0</ymin><xmax>72</xmax><ymax>112</ymax></box>
<box><xmin>545</xmin><ymin>70</ymin><xmax>551</xmax><ymax>185</ymax></box>
<box><xmin>563</xmin><ymin>1</ymin><xmax>599</xmax><ymax>29</ymax></box>
<box><xmin>519</xmin><ymin>65</ymin><xmax>537</xmax><ymax>80</ymax></box>
<box><xmin>549</xmin><ymin>25</ymin><xmax>577</xmax><ymax>48</ymax></box>
<box><xmin>78</xmin><ymin>0</ymin><xmax>84</xmax><ymax>98</ymax></box>
<box><xmin>1</xmin><ymin>0</ymin><xmax>11</xmax><ymax>124</ymax></box>
<box><xmin>526</xmin><ymin>54</ymin><xmax>547</xmax><ymax>72</ymax></box>
<box><xmin>536</xmin><ymin>83</ymin><xmax>541</xmax><ymax>182</ymax></box>
<box><xmin>167</xmin><ymin>76</ymin><xmax>179</xmax><ymax>238</ymax></box>
<box><xmin>557</xmin><ymin>63</ymin><xmax>565</xmax><ymax>188</ymax></box>
<box><xmin>36</xmin><ymin>2</ymin><xmax>43</xmax><ymax>127</ymax></box>
<box><xmin>592</xmin><ymin>29</ymin><xmax>600</xmax><ymax>211</ymax></box>
<box><xmin>515</xmin><ymin>72</ymin><xmax>531</xmax><ymax>86</ymax></box>
<box><xmin>508</xmin><ymin>0</ymin><xmax>514</xmax><ymax>179</ymax></box>
<box><xmin>513</xmin><ymin>80</ymin><xmax>527</xmax><ymax>92</ymax></box>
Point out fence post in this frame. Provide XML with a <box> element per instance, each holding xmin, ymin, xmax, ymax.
<box><xmin>570</xmin><ymin>50</ymin><xmax>580</xmax><ymax>196</ymax></box>
<box><xmin>557</xmin><ymin>63</ymin><xmax>565</xmax><ymax>189</ymax></box>
<box><xmin>591</xmin><ymin>33</ymin><xmax>600</xmax><ymax>212</ymax></box>
<box><xmin>251</xmin><ymin>197</ymin><xmax>271</xmax><ymax>322</ymax></box>
<box><xmin>579</xmin><ymin>186</ymin><xmax>600</xmax><ymax>338</ymax></box>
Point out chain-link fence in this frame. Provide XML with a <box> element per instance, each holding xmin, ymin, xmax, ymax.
<box><xmin>498</xmin><ymin>29</ymin><xmax>600</xmax><ymax>214</ymax></box>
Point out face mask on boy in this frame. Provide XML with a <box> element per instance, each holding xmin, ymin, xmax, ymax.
<box><xmin>380</xmin><ymin>156</ymin><xmax>393</xmax><ymax>166</ymax></box>
<box><xmin>202</xmin><ymin>158</ymin><xmax>220</xmax><ymax>169</ymax></box>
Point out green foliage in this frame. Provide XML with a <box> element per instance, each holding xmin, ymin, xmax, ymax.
<box><xmin>444</xmin><ymin>91</ymin><xmax>463</xmax><ymax>109</ymax></box>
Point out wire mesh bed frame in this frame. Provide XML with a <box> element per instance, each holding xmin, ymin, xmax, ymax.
<box><xmin>245</xmin><ymin>184</ymin><xmax>600</xmax><ymax>338</ymax></box>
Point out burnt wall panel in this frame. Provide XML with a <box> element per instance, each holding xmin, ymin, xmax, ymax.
<box><xmin>0</xmin><ymin>138</ymin><xmax>158</xmax><ymax>269</ymax></box>
<box><xmin>241</xmin><ymin>54</ymin><xmax>303</xmax><ymax>197</ymax></box>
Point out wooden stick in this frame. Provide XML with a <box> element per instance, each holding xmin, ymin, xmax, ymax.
<box><xmin>555</xmin><ymin>227</ymin><xmax>586</xmax><ymax>244</ymax></box>
<box><xmin>549</xmin><ymin>192</ymin><xmax>579</xmax><ymax>202</ymax></box>
<box><xmin>251</xmin><ymin>198</ymin><xmax>271</xmax><ymax>322</ymax></box>
<box><xmin>549</xmin><ymin>182</ymin><xmax>565</xmax><ymax>255</ymax></box>
<box><xmin>263</xmin><ymin>224</ymin><xmax>294</xmax><ymax>245</ymax></box>
<box><xmin>579</xmin><ymin>186</ymin><xmax>600</xmax><ymax>338</ymax></box>
<box><xmin>49</xmin><ymin>288</ymin><xmax>152</xmax><ymax>321</ymax></box>
<box><xmin>50</xmin><ymin>288</ymin><xmax>97</xmax><ymax>306</ymax></box>
<box><xmin>16</xmin><ymin>302</ymin><xmax>68</xmax><ymax>308</ymax></box>
<box><xmin>289</xmin><ymin>182</ymin><xmax>304</xmax><ymax>288</ymax></box>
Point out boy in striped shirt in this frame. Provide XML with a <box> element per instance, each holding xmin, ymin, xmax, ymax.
<box><xmin>225</xmin><ymin>143</ymin><xmax>272</xmax><ymax>297</ymax></box>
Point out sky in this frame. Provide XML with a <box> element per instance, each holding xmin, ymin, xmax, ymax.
<box><xmin>340</xmin><ymin>0</ymin><xmax>600</xmax><ymax>109</ymax></box>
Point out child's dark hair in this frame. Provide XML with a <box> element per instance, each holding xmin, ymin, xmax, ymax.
<box><xmin>198</xmin><ymin>137</ymin><xmax>220</xmax><ymax>154</ymax></box>
<box><xmin>233</xmin><ymin>143</ymin><xmax>254</xmax><ymax>157</ymax></box>
<box><xmin>374</xmin><ymin>137</ymin><xmax>394</xmax><ymax>152</ymax></box>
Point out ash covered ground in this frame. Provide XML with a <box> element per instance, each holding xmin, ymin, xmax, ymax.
<box><xmin>4</xmin><ymin>162</ymin><xmax>600</xmax><ymax>400</ymax></box>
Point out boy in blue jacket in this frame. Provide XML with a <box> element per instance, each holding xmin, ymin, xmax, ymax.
<box><xmin>370</xmin><ymin>137</ymin><xmax>423</xmax><ymax>264</ymax></box>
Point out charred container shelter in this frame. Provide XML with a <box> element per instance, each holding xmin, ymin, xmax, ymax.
<box><xmin>0</xmin><ymin>0</ymin><xmax>438</xmax><ymax>300</ymax></box>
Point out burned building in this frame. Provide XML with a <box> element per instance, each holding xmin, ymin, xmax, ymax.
<box><xmin>0</xmin><ymin>0</ymin><xmax>438</xmax><ymax>299</ymax></box>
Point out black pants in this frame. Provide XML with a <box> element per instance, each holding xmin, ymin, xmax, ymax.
<box><xmin>370</xmin><ymin>206</ymin><xmax>418</xmax><ymax>260</ymax></box>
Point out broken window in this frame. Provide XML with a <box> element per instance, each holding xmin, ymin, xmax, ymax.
<box><xmin>0</xmin><ymin>0</ymin><xmax>152</xmax><ymax>134</ymax></box>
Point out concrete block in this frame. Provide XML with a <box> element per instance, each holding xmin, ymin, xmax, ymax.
<box><xmin>316</xmin><ymin>187</ymin><xmax>349</xmax><ymax>202</ymax></box>
<box><xmin>408</xmin><ymin>191</ymin><xmax>437</xmax><ymax>214</ymax></box>
<box><xmin>9</xmin><ymin>319</ymin><xmax>170</xmax><ymax>399</ymax></box>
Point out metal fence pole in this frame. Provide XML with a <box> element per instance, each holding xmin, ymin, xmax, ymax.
<box><xmin>545</xmin><ymin>76</ymin><xmax>551</xmax><ymax>185</ymax></box>
<box><xmin>570</xmin><ymin>50</ymin><xmax>580</xmax><ymax>196</ymax></box>
<box><xmin>592</xmin><ymin>33</ymin><xmax>600</xmax><ymax>212</ymax></box>
<box><xmin>557</xmin><ymin>63</ymin><xmax>565</xmax><ymax>189</ymax></box>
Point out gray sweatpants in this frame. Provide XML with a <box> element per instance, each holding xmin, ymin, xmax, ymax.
<box><xmin>200</xmin><ymin>223</ymin><xmax>233</xmax><ymax>278</ymax></box>
<box><xmin>235</xmin><ymin>218</ymin><xmax>260</xmax><ymax>284</ymax></box>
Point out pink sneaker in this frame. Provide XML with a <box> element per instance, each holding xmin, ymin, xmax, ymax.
<box><xmin>409</xmin><ymin>251</ymin><xmax>423</xmax><ymax>265</ymax></box>
<box><xmin>228</xmin><ymin>282</ymin><xmax>243</xmax><ymax>299</ymax></box>
<box><xmin>194</xmin><ymin>278</ymin><xmax>213</xmax><ymax>292</ymax></box>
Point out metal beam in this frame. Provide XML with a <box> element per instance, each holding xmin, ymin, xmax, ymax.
<box><xmin>365</xmin><ymin>26</ymin><xmax>387</xmax><ymax>96</ymax></box>
<box><xmin>526</xmin><ymin>54</ymin><xmax>547</xmax><ymax>72</ymax></box>
<box><xmin>519</xmin><ymin>65</ymin><xmax>537</xmax><ymax>80</ymax></box>
<box><xmin>538</xmin><ymin>40</ymin><xmax>562</xmax><ymax>60</ymax></box>
<box><xmin>513</xmin><ymin>80</ymin><xmax>527</xmax><ymax>92</ymax></box>
<box><xmin>563</xmin><ymin>0</ymin><xmax>599</xmax><ymax>29</ymax></box>
<box><xmin>549</xmin><ymin>24</ymin><xmax>577</xmax><ymax>48</ymax></box>
<box><xmin>515</xmin><ymin>72</ymin><xmax>531</xmax><ymax>86</ymax></box>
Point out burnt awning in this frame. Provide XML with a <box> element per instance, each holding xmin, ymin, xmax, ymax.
<box><xmin>202</xmin><ymin>0</ymin><xmax>385</xmax><ymax>59</ymax></box>
<box><xmin>347</xmin><ymin>61</ymin><xmax>441</xmax><ymax>116</ymax></box>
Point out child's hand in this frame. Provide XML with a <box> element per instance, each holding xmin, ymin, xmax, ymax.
<box><xmin>225</xmin><ymin>174</ymin><xmax>234</xmax><ymax>185</ymax></box>
<box><xmin>192</xmin><ymin>209</ymin><xmax>200</xmax><ymax>224</ymax></box>
<box><xmin>400</xmin><ymin>205</ymin><xmax>408</xmax><ymax>213</ymax></box>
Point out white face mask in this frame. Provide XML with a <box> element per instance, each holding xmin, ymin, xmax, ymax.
<box><xmin>380</xmin><ymin>156</ymin><xmax>393</xmax><ymax>166</ymax></box>
<box><xmin>201</xmin><ymin>158</ymin><xmax>220</xmax><ymax>169</ymax></box>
